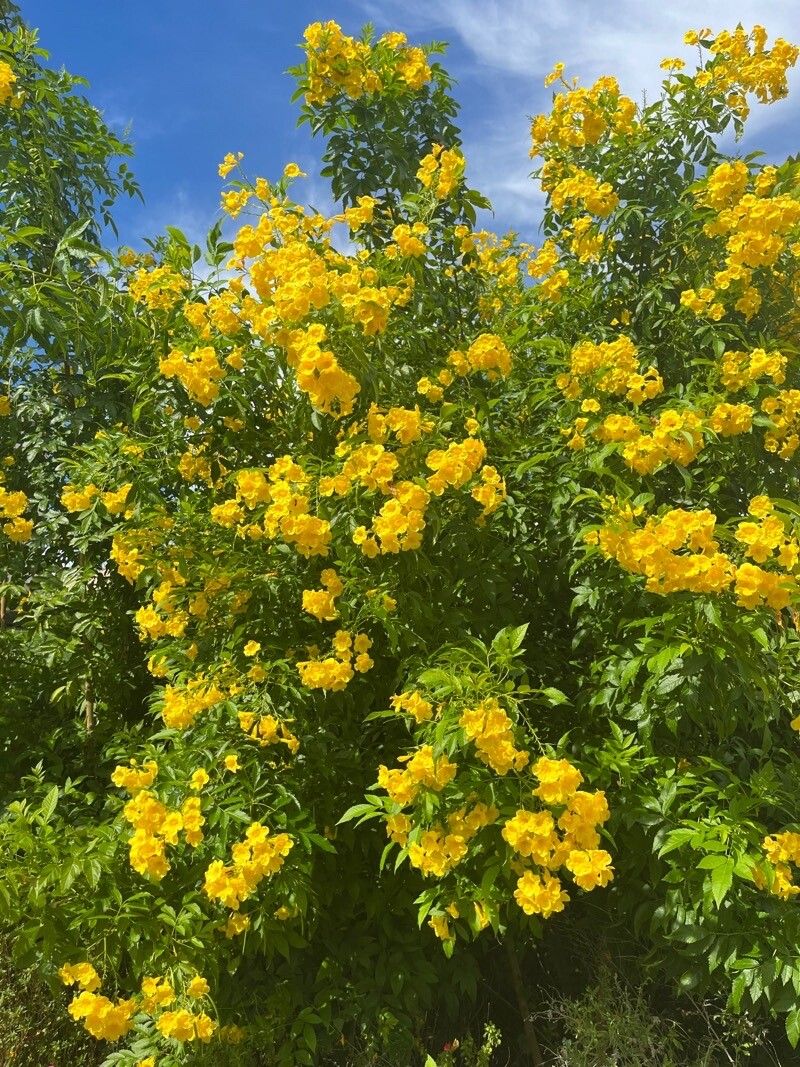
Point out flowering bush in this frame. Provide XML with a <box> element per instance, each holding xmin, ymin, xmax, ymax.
<box><xmin>2</xmin><ymin>11</ymin><xmax>800</xmax><ymax>1064</ymax></box>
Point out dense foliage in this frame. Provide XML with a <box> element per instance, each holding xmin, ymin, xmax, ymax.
<box><xmin>2</xmin><ymin>9</ymin><xmax>800</xmax><ymax>1065</ymax></box>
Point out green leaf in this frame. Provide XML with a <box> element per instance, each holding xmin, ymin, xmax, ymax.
<box><xmin>710</xmin><ymin>857</ymin><xmax>734</xmax><ymax>907</ymax></box>
<box><xmin>166</xmin><ymin>225</ymin><xmax>190</xmax><ymax>247</ymax></box>
<box><xmin>539</xmin><ymin>686</ymin><xmax>569</xmax><ymax>705</ymax></box>
<box><xmin>39</xmin><ymin>785</ymin><xmax>59</xmax><ymax>824</ymax></box>
<box><xmin>786</xmin><ymin>1008</ymin><xmax>800</xmax><ymax>1049</ymax></box>
<box><xmin>337</xmin><ymin>803</ymin><xmax>378</xmax><ymax>826</ymax></box>
<box><xmin>491</xmin><ymin>624</ymin><xmax>528</xmax><ymax>659</ymax></box>
<box><xmin>658</xmin><ymin>828</ymin><xmax>695</xmax><ymax>857</ymax></box>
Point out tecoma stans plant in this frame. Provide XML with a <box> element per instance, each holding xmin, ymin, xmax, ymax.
<box><xmin>1</xmin><ymin>14</ymin><xmax>800</xmax><ymax>1066</ymax></box>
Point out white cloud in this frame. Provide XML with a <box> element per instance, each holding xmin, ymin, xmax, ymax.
<box><xmin>363</xmin><ymin>0</ymin><xmax>798</xmax><ymax>89</ymax></box>
<box><xmin>357</xmin><ymin>0</ymin><xmax>799</xmax><ymax>234</ymax></box>
<box><xmin>141</xmin><ymin>187</ymin><xmax>215</xmax><ymax>250</ymax></box>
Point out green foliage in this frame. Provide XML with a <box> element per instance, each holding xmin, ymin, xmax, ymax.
<box><xmin>0</xmin><ymin>934</ymin><xmax>101</xmax><ymax>1067</ymax></box>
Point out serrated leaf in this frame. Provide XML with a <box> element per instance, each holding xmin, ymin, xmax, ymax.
<box><xmin>710</xmin><ymin>857</ymin><xmax>734</xmax><ymax>907</ymax></box>
<box><xmin>39</xmin><ymin>785</ymin><xmax>58</xmax><ymax>824</ymax></box>
<box><xmin>786</xmin><ymin>1008</ymin><xmax>800</xmax><ymax>1048</ymax></box>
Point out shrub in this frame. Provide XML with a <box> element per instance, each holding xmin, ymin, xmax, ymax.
<box><xmin>1</xmin><ymin>12</ymin><xmax>800</xmax><ymax>1066</ymax></box>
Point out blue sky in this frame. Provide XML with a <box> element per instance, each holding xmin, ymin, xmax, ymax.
<box><xmin>22</xmin><ymin>1</ymin><xmax>800</xmax><ymax>249</ymax></box>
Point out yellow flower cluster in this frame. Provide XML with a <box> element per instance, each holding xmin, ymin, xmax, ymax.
<box><xmin>325</xmin><ymin>442</ymin><xmax>399</xmax><ymax>496</ymax></box>
<box><xmin>377</xmin><ymin>745</ymin><xmax>458</xmax><ymax>806</ymax></box>
<box><xmin>135</xmin><ymin>600</ymin><xmax>188</xmax><ymax>641</ymax></box>
<box><xmin>0</xmin><ymin>482</ymin><xmax>32</xmax><ymax>541</ymax></box>
<box><xmin>407</xmin><ymin>803</ymin><xmax>498</xmax><ymax>877</ymax></box>
<box><xmin>302</xmin><ymin>567</ymin><xmax>344</xmax><ymax>621</ymax></box>
<box><xmin>234</xmin><ymin>467</ymin><xmax>270</xmax><ymax>507</ymax></box>
<box><xmin>178</xmin><ymin>447</ymin><xmax>212</xmax><ymax>485</ymax></box>
<box><xmin>159</xmin><ymin>346</ymin><xmax>225</xmax><ymax>407</ymax></box>
<box><xmin>513</xmin><ymin>871</ymin><xmax>570</xmax><ymax>917</ymax></box>
<box><xmin>61</xmin><ymin>968</ymin><xmax>219</xmax><ymax>1041</ymax></box>
<box><xmin>459</xmin><ymin>698</ymin><xmax>529</xmax><ymax>775</ymax></box>
<box><xmin>219</xmin><ymin>150</ymin><xmax>244</xmax><ymax>178</ymax></box>
<box><xmin>224</xmin><ymin>196</ymin><xmax>416</xmax><ymax>416</ymax></box>
<box><xmin>157</xmin><ymin>1008</ymin><xmax>217</xmax><ymax>1042</ymax></box>
<box><xmin>597</xmin><ymin>506</ymin><xmax>734</xmax><ymax>596</ymax></box>
<box><xmin>557</xmin><ymin>335</ymin><xmax>663</xmax><ymax>405</ymax></box>
<box><xmin>427</xmin><ymin>904</ymin><xmax>485</xmax><ymax>943</ymax></box>
<box><xmin>284</xmin><ymin>324</ymin><xmax>361</xmax><ymax>416</ymax></box>
<box><xmin>720</xmin><ymin>347</ymin><xmax>786</xmax><ymax>390</ymax></box>
<box><xmin>548</xmin><ymin>168</ymin><xmax>619</xmax><ymax>218</ymax></box>
<box><xmin>702</xmin><ymin>25</ymin><xmax>799</xmax><ymax>112</ymax></box>
<box><xmin>614</xmin><ymin>409</ymin><xmax>705</xmax><ymax>475</ymax></box>
<box><xmin>390</xmin><ymin>222</ymin><xmax>428</xmax><ymax>258</ymax></box>
<box><xmin>735</xmin><ymin>562</ymin><xmax>797</xmax><ymax>611</ymax></box>
<box><xmin>711</xmin><ymin>188</ymin><xmax>800</xmax><ymax>268</ymax></box>
<box><xmin>679</xmin><ymin>286</ymin><xmax>724</xmax><ymax>321</ymax></box>
<box><xmin>129</xmin><ymin>265</ymin><xmax>188</xmax><ymax>311</ymax></box>
<box><xmin>340</xmin><ymin>282</ymin><xmax>400</xmax><ymax>335</ymax></box>
<box><xmin>61</xmin><ymin>483</ymin><xmax>99</xmax><ymax>512</ymax></box>
<box><xmin>203</xmin><ymin>821</ymin><xmax>294</xmax><ymax>910</ymax></box>
<box><xmin>426</xmin><ymin>438</ymin><xmax>486</xmax><ymax>494</ymax></box>
<box><xmin>684</xmin><ymin>153</ymin><xmax>800</xmax><ymax>320</ymax></box>
<box><xmin>471</xmin><ymin>465</ymin><xmax>506</xmax><ymax>516</ymax></box>
<box><xmin>60</xmin><ymin>962</ymin><xmax>134</xmax><ymax>1041</ymax></box>
<box><xmin>567</xmin><ymin>215</ymin><xmax>604</xmax><ymax>263</ymax></box>
<box><xmin>248</xmin><ymin>237</ymin><xmax>328</xmax><ymax>322</ymax></box>
<box><xmin>763</xmin><ymin>390</ymin><xmax>800</xmax><ymax>459</ymax></box>
<box><xmin>734</xmin><ymin>503</ymin><xmax>796</xmax><ymax>565</ymax></box>
<box><xmin>696</xmin><ymin>159</ymin><xmax>749</xmax><ymax>210</ymax></box>
<box><xmin>111</xmin><ymin>532</ymin><xmax>146</xmax><ymax>581</ymax></box>
<box><xmin>59</xmin><ymin>961</ymin><xmax>101</xmax><ymax>993</ymax></box>
<box><xmin>257</xmin><ymin>456</ymin><xmax>331</xmax><ymax>557</ymax></box>
<box><xmin>0</xmin><ymin>60</ymin><xmax>17</xmax><ymax>105</ymax></box>
<box><xmin>111</xmin><ymin>758</ymin><xmax>158</xmax><ymax>793</ymax></box>
<box><xmin>416</xmin><ymin>374</ymin><xmax>447</xmax><ymax>403</ymax></box>
<box><xmin>365</xmin><ymin>403</ymin><xmax>432</xmax><ymax>446</ymax></box>
<box><xmin>224</xmin><ymin>912</ymin><xmax>250</xmax><ymax>938</ymax></box>
<box><xmin>707</xmin><ymin>402</ymin><xmax>754</xmax><ymax>437</ymax></box>
<box><xmin>67</xmin><ymin>992</ymin><xmax>135</xmax><ymax>1041</ymax></box>
<box><xmin>761</xmin><ymin>831</ymin><xmax>800</xmax><ymax>899</ymax></box>
<box><xmin>190</xmin><ymin>768</ymin><xmax>209</xmax><ymax>790</ymax></box>
<box><xmin>238</xmin><ymin>711</ymin><xmax>300</xmax><ymax>753</ymax></box>
<box><xmin>355</xmin><ymin>480</ymin><xmax>430</xmax><ymax>555</ymax></box>
<box><xmin>343</xmin><ymin>194</ymin><xmax>376</xmax><ymax>230</ymax></box>
<box><xmin>221</xmin><ymin>188</ymin><xmax>250</xmax><ymax>217</ymax></box>
<box><xmin>219</xmin><ymin>1023</ymin><xmax>247</xmax><ymax>1044</ymax></box>
<box><xmin>503</xmin><ymin>760</ymin><xmax>612</xmax><ymax>916</ymax></box>
<box><xmin>417</xmin><ymin>144</ymin><xmax>465</xmax><ymax>200</ymax></box>
<box><xmin>532</xmin><ymin>757</ymin><xmax>584</xmax><ymax>804</ymax></box>
<box><xmin>391</xmin><ymin>690</ymin><xmax>434</xmax><ymax>723</ymax></box>
<box><xmin>596</xmin><ymin>500</ymin><xmax>799</xmax><ymax>611</ymax></box>
<box><xmin>447</xmin><ymin>333</ymin><xmax>512</xmax><ymax>380</ymax></box>
<box><xmin>160</xmin><ymin>679</ymin><xmax>225</xmax><ymax>730</ymax></box>
<box><xmin>530</xmin><ymin>71</ymin><xmax>635</xmax><ymax>157</ymax></box>
<box><xmin>101</xmin><ymin>482</ymin><xmax>133</xmax><ymax>514</ymax></box>
<box><xmin>527</xmin><ymin>238</ymin><xmax>570</xmax><ymax>300</ymax></box>
<box><xmin>140</xmin><ymin>975</ymin><xmax>174</xmax><ymax>1011</ymax></box>
<box><xmin>296</xmin><ymin>629</ymin><xmax>373</xmax><ymax>690</ymax></box>
<box><xmin>120</xmin><ymin>786</ymin><xmax>204</xmax><ymax>879</ymax></box>
<box><xmin>302</xmin><ymin>22</ymin><xmax>430</xmax><ymax>105</ymax></box>
<box><xmin>460</xmin><ymin>229</ymin><xmax>529</xmax><ymax>310</ymax></box>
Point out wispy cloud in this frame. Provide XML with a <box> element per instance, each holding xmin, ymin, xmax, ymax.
<box><xmin>123</xmin><ymin>186</ymin><xmax>216</xmax><ymax>251</ymax></box>
<box><xmin>356</xmin><ymin>0</ymin><xmax>799</xmax><ymax>235</ymax></box>
<box><xmin>362</xmin><ymin>0</ymin><xmax>798</xmax><ymax>90</ymax></box>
